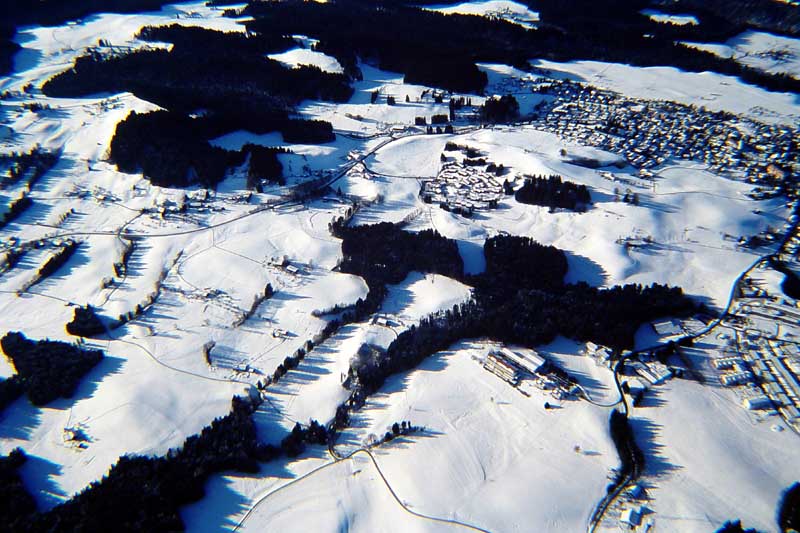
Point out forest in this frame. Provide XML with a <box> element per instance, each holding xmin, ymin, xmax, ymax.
<box><xmin>109</xmin><ymin>110</ymin><xmax>245</xmax><ymax>188</ymax></box>
<box><xmin>0</xmin><ymin>448</ymin><xmax>37</xmax><ymax>530</ymax></box>
<box><xmin>778</xmin><ymin>482</ymin><xmax>800</xmax><ymax>533</ymax></box>
<box><xmin>43</xmin><ymin>25</ymin><xmax>352</xmax><ymax>121</ymax></box>
<box><xmin>515</xmin><ymin>174</ymin><xmax>592</xmax><ymax>212</ymax></box>
<box><xmin>240</xmin><ymin>0</ymin><xmax>800</xmax><ymax>95</ymax></box>
<box><xmin>3</xmin><ymin>396</ymin><xmax>330</xmax><ymax>532</ymax></box>
<box><xmin>0</xmin><ymin>331</ymin><xmax>104</xmax><ymax>407</ymax></box>
<box><xmin>332</xmin><ymin>222</ymin><xmax>694</xmax><ymax>395</ymax></box>
<box><xmin>65</xmin><ymin>305</ymin><xmax>108</xmax><ymax>338</ymax></box>
<box><xmin>108</xmin><ymin>111</ymin><xmax>299</xmax><ymax>188</ymax></box>
<box><xmin>331</xmin><ymin>220</ymin><xmax>464</xmax><ymax>322</ymax></box>
<box><xmin>480</xmin><ymin>95</ymin><xmax>520</xmax><ymax>123</ymax></box>
<box><xmin>242</xmin><ymin>0</ymin><xmax>532</xmax><ymax>93</ymax></box>
<box><xmin>40</xmin><ymin>25</ymin><xmax>346</xmax><ymax>187</ymax></box>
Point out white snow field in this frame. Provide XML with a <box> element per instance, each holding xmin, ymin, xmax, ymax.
<box><xmin>683</xmin><ymin>30</ymin><xmax>800</xmax><ymax>80</ymax></box>
<box><xmin>422</xmin><ymin>1</ymin><xmax>540</xmax><ymax>29</ymax></box>
<box><xmin>614</xmin><ymin>378</ymin><xmax>800</xmax><ymax>533</ymax></box>
<box><xmin>0</xmin><ymin>1</ymin><xmax>799</xmax><ymax>532</ymax></box>
<box><xmin>532</xmin><ymin>59</ymin><xmax>800</xmax><ymax>125</ymax></box>
<box><xmin>640</xmin><ymin>9</ymin><xmax>698</xmax><ymax>26</ymax></box>
<box><xmin>268</xmin><ymin>45</ymin><xmax>344</xmax><ymax>74</ymax></box>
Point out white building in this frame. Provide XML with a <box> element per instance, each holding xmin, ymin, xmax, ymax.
<box><xmin>620</xmin><ymin>507</ymin><xmax>642</xmax><ymax>528</ymax></box>
<box><xmin>484</xmin><ymin>353</ymin><xmax>519</xmax><ymax>385</ymax></box>
<box><xmin>742</xmin><ymin>396</ymin><xmax>772</xmax><ymax>410</ymax></box>
<box><xmin>652</xmin><ymin>319</ymin><xmax>682</xmax><ymax>337</ymax></box>
<box><xmin>496</xmin><ymin>347</ymin><xmax>546</xmax><ymax>375</ymax></box>
<box><xmin>721</xmin><ymin>371</ymin><xmax>753</xmax><ymax>386</ymax></box>
<box><xmin>713</xmin><ymin>356</ymin><xmax>744</xmax><ymax>370</ymax></box>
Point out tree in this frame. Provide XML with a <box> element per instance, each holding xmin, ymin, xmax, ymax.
<box><xmin>479</xmin><ymin>95</ymin><xmax>519</xmax><ymax>123</ymax></box>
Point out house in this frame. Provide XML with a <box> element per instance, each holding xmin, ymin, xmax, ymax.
<box><xmin>620</xmin><ymin>507</ymin><xmax>641</xmax><ymax>528</ymax></box>
<box><xmin>720</xmin><ymin>371</ymin><xmax>753</xmax><ymax>386</ymax></box>
<box><xmin>495</xmin><ymin>347</ymin><xmax>546</xmax><ymax>375</ymax></box>
<box><xmin>484</xmin><ymin>353</ymin><xmax>519</xmax><ymax>385</ymax></box>
<box><xmin>713</xmin><ymin>356</ymin><xmax>743</xmax><ymax>370</ymax></box>
<box><xmin>652</xmin><ymin>319</ymin><xmax>682</xmax><ymax>337</ymax></box>
<box><xmin>627</xmin><ymin>484</ymin><xmax>644</xmax><ymax>499</ymax></box>
<box><xmin>632</xmin><ymin>361</ymin><xmax>672</xmax><ymax>385</ymax></box>
<box><xmin>742</xmin><ymin>395</ymin><xmax>772</xmax><ymax>410</ymax></box>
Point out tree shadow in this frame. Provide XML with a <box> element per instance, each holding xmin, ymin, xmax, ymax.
<box><xmin>181</xmin><ymin>453</ymin><xmax>300</xmax><ymax>532</ymax></box>
<box><xmin>564</xmin><ymin>251</ymin><xmax>608</xmax><ymax>287</ymax></box>
<box><xmin>20</xmin><ymin>453</ymin><xmax>67</xmax><ymax>510</ymax></box>
<box><xmin>49</xmin><ymin>354</ymin><xmax>125</xmax><ymax>408</ymax></box>
<box><xmin>0</xmin><ymin>394</ymin><xmax>42</xmax><ymax>440</ymax></box>
<box><xmin>629</xmin><ymin>416</ymin><xmax>680</xmax><ymax>480</ymax></box>
<box><xmin>633</xmin><ymin>385</ymin><xmax>667</xmax><ymax>409</ymax></box>
<box><xmin>180</xmin><ymin>474</ymin><xmax>252</xmax><ymax>532</ymax></box>
<box><xmin>457</xmin><ymin>239</ymin><xmax>486</xmax><ymax>275</ymax></box>
<box><xmin>32</xmin><ymin>244</ymin><xmax>90</xmax><ymax>291</ymax></box>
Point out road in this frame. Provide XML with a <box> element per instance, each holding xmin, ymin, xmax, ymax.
<box><xmin>588</xmin><ymin>204</ymin><xmax>799</xmax><ymax>533</ymax></box>
<box><xmin>234</xmin><ymin>444</ymin><xmax>492</xmax><ymax>533</ymax></box>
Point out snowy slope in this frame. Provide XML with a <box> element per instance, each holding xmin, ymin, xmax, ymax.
<box><xmin>0</xmin><ymin>2</ymin><xmax>798</xmax><ymax>532</ymax></box>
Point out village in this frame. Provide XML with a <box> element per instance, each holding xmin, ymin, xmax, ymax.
<box><xmin>487</xmin><ymin>73</ymin><xmax>799</xmax><ymax>198</ymax></box>
<box><xmin>711</xmin><ymin>217</ymin><xmax>800</xmax><ymax>434</ymax></box>
<box><xmin>419</xmin><ymin>159</ymin><xmax>505</xmax><ymax>216</ymax></box>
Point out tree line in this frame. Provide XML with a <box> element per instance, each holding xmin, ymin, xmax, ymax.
<box><xmin>239</xmin><ymin>0</ymin><xmax>800</xmax><ymax>96</ymax></box>
<box><xmin>23</xmin><ymin>240</ymin><xmax>81</xmax><ymax>291</ymax></box>
<box><xmin>42</xmin><ymin>25</ymin><xmax>345</xmax><ymax>187</ymax></box>
<box><xmin>0</xmin><ymin>147</ymin><xmax>60</xmax><ymax>191</ymax></box>
<box><xmin>109</xmin><ymin>110</ymin><xmax>295</xmax><ymax>189</ymax></box>
<box><xmin>330</xmin><ymin>223</ymin><xmax>694</xmax><ymax>396</ymax></box>
<box><xmin>2</xmin><ymin>395</ymin><xmax>332</xmax><ymax>531</ymax></box>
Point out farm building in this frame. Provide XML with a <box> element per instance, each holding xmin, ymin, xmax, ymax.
<box><xmin>484</xmin><ymin>353</ymin><xmax>519</xmax><ymax>385</ymax></box>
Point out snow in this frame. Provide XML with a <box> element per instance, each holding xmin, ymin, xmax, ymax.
<box><xmin>422</xmin><ymin>1</ymin><xmax>540</xmax><ymax>29</ymax></box>
<box><xmin>3</xmin><ymin>1</ymin><xmax>250</xmax><ymax>93</ymax></box>
<box><xmin>683</xmin><ymin>30</ymin><xmax>800</xmax><ymax>80</ymax></box>
<box><xmin>267</xmin><ymin>47</ymin><xmax>343</xmax><ymax>74</ymax></box>
<box><xmin>330</xmin><ymin>340</ymin><xmax>618</xmax><ymax>533</ymax></box>
<box><xmin>532</xmin><ymin>59</ymin><xmax>800</xmax><ymax>125</ymax></box>
<box><xmin>640</xmin><ymin>9</ymin><xmax>698</xmax><ymax>26</ymax></box>
<box><xmin>1</xmin><ymin>2</ymin><xmax>799</xmax><ymax>531</ymax></box>
<box><xmin>613</xmin><ymin>378</ymin><xmax>800</xmax><ymax>532</ymax></box>
<box><xmin>366</xmin><ymin>126</ymin><xmax>783</xmax><ymax>309</ymax></box>
<box><xmin>296</xmin><ymin>64</ymin><xmax>470</xmax><ymax>137</ymax></box>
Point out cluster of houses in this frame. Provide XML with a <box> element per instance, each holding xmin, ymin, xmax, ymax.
<box><xmin>714</xmin><ymin>334</ymin><xmax>800</xmax><ymax>431</ymax></box>
<box><xmin>420</xmin><ymin>161</ymin><xmax>504</xmax><ymax>216</ymax></box>
<box><xmin>719</xmin><ymin>215</ymin><xmax>800</xmax><ymax>430</ymax></box>
<box><xmin>523</xmin><ymin>77</ymin><xmax>798</xmax><ymax>193</ymax></box>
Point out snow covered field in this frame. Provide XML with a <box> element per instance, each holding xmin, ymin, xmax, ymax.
<box><xmin>1</xmin><ymin>1</ymin><xmax>799</xmax><ymax>532</ymax></box>
<box><xmin>532</xmin><ymin>59</ymin><xmax>800</xmax><ymax>125</ymax></box>
<box><xmin>422</xmin><ymin>1</ymin><xmax>539</xmax><ymax>29</ymax></box>
<box><xmin>683</xmin><ymin>30</ymin><xmax>800</xmax><ymax>81</ymax></box>
<box><xmin>640</xmin><ymin>9</ymin><xmax>698</xmax><ymax>26</ymax></box>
